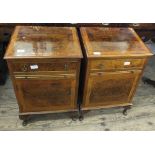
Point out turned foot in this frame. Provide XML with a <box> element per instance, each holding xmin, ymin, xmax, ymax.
<box><xmin>71</xmin><ymin>116</ymin><xmax>77</xmax><ymax>121</ymax></box>
<box><xmin>123</xmin><ymin>109</ymin><xmax>128</xmax><ymax>116</ymax></box>
<box><xmin>141</xmin><ymin>36</ymin><xmax>150</xmax><ymax>42</ymax></box>
<box><xmin>142</xmin><ymin>77</ymin><xmax>155</xmax><ymax>87</ymax></box>
<box><xmin>78</xmin><ymin>103</ymin><xmax>84</xmax><ymax>121</ymax></box>
<box><xmin>123</xmin><ymin>106</ymin><xmax>131</xmax><ymax>116</ymax></box>
<box><xmin>19</xmin><ymin>115</ymin><xmax>30</xmax><ymax>126</ymax></box>
<box><xmin>79</xmin><ymin>115</ymin><xmax>84</xmax><ymax>121</ymax></box>
<box><xmin>142</xmin><ymin>77</ymin><xmax>149</xmax><ymax>84</ymax></box>
<box><xmin>71</xmin><ymin>112</ymin><xmax>78</xmax><ymax>121</ymax></box>
<box><xmin>22</xmin><ymin>120</ymin><xmax>28</xmax><ymax>126</ymax></box>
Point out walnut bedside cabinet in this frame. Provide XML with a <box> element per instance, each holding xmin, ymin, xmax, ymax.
<box><xmin>4</xmin><ymin>26</ymin><xmax>83</xmax><ymax>126</ymax></box>
<box><xmin>79</xmin><ymin>27</ymin><xmax>153</xmax><ymax>120</ymax></box>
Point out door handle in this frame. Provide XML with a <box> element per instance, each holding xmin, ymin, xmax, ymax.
<box><xmin>21</xmin><ymin>64</ymin><xmax>28</xmax><ymax>72</ymax></box>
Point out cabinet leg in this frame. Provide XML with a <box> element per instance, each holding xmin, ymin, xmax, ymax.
<box><xmin>142</xmin><ymin>77</ymin><xmax>155</xmax><ymax>87</ymax></box>
<box><xmin>71</xmin><ymin>112</ymin><xmax>78</xmax><ymax>121</ymax></box>
<box><xmin>22</xmin><ymin>120</ymin><xmax>28</xmax><ymax>126</ymax></box>
<box><xmin>78</xmin><ymin>104</ymin><xmax>84</xmax><ymax>121</ymax></box>
<box><xmin>123</xmin><ymin>106</ymin><xmax>131</xmax><ymax>116</ymax></box>
<box><xmin>19</xmin><ymin>115</ymin><xmax>30</xmax><ymax>126</ymax></box>
<box><xmin>141</xmin><ymin>36</ymin><xmax>150</xmax><ymax>42</ymax></box>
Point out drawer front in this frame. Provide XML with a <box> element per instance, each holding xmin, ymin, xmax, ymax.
<box><xmin>90</xmin><ymin>59</ymin><xmax>145</xmax><ymax>71</ymax></box>
<box><xmin>12</xmin><ymin>62</ymin><xmax>78</xmax><ymax>73</ymax></box>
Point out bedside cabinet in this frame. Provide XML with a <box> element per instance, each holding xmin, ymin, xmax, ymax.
<box><xmin>79</xmin><ymin>27</ymin><xmax>153</xmax><ymax>120</ymax></box>
<box><xmin>4</xmin><ymin>26</ymin><xmax>82</xmax><ymax>125</ymax></box>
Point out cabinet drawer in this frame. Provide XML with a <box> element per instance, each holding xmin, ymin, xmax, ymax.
<box><xmin>90</xmin><ymin>59</ymin><xmax>145</xmax><ymax>71</ymax></box>
<box><xmin>12</xmin><ymin>62</ymin><xmax>78</xmax><ymax>73</ymax></box>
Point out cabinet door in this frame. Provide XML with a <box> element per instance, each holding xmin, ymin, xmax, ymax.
<box><xmin>15</xmin><ymin>75</ymin><xmax>76</xmax><ymax>113</ymax></box>
<box><xmin>84</xmin><ymin>70</ymin><xmax>141</xmax><ymax>108</ymax></box>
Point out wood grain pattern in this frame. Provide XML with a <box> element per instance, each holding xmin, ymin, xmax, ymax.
<box><xmin>80</xmin><ymin>27</ymin><xmax>153</xmax><ymax>111</ymax></box>
<box><xmin>84</xmin><ymin>70</ymin><xmax>141</xmax><ymax>108</ymax></box>
<box><xmin>4</xmin><ymin>26</ymin><xmax>82</xmax><ymax>118</ymax></box>
<box><xmin>90</xmin><ymin>58</ymin><xmax>145</xmax><ymax>71</ymax></box>
<box><xmin>80</xmin><ymin>27</ymin><xmax>153</xmax><ymax>58</ymax></box>
<box><xmin>4</xmin><ymin>26</ymin><xmax>82</xmax><ymax>59</ymax></box>
<box><xmin>0</xmin><ymin>60</ymin><xmax>155</xmax><ymax>130</ymax></box>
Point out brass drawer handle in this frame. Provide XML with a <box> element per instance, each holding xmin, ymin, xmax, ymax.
<box><xmin>21</xmin><ymin>64</ymin><xmax>28</xmax><ymax>72</ymax></box>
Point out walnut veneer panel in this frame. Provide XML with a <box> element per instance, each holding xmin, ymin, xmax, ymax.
<box><xmin>4</xmin><ymin>26</ymin><xmax>82</xmax><ymax>118</ymax></box>
<box><xmin>80</xmin><ymin>27</ymin><xmax>152</xmax><ymax>58</ymax></box>
<box><xmin>80</xmin><ymin>27</ymin><xmax>153</xmax><ymax>110</ymax></box>
<box><xmin>5</xmin><ymin>26</ymin><xmax>82</xmax><ymax>59</ymax></box>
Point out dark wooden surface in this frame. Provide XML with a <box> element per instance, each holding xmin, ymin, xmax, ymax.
<box><xmin>0</xmin><ymin>23</ymin><xmax>154</xmax><ymax>28</ymax></box>
<box><xmin>0</xmin><ymin>25</ymin><xmax>14</xmax><ymax>84</ymax></box>
<box><xmin>4</xmin><ymin>26</ymin><xmax>82</xmax><ymax>117</ymax></box>
<box><xmin>80</xmin><ymin>27</ymin><xmax>153</xmax><ymax>110</ymax></box>
<box><xmin>1</xmin><ymin>23</ymin><xmax>155</xmax><ymax>42</ymax></box>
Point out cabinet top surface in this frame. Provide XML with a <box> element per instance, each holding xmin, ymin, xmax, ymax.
<box><xmin>5</xmin><ymin>26</ymin><xmax>82</xmax><ymax>59</ymax></box>
<box><xmin>80</xmin><ymin>27</ymin><xmax>153</xmax><ymax>58</ymax></box>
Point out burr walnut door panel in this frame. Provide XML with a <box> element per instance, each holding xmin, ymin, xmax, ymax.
<box><xmin>15</xmin><ymin>76</ymin><xmax>76</xmax><ymax>113</ymax></box>
<box><xmin>84</xmin><ymin>70</ymin><xmax>141</xmax><ymax>108</ymax></box>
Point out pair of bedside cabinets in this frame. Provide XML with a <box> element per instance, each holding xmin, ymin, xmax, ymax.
<box><xmin>4</xmin><ymin>26</ymin><xmax>153</xmax><ymax>126</ymax></box>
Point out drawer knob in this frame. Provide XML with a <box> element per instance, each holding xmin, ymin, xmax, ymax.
<box><xmin>22</xmin><ymin>64</ymin><xmax>28</xmax><ymax>72</ymax></box>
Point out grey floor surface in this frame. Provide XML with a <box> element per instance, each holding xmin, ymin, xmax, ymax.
<box><xmin>0</xmin><ymin>42</ymin><xmax>155</xmax><ymax>131</ymax></box>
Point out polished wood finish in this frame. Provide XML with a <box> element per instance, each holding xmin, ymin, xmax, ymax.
<box><xmin>84</xmin><ymin>70</ymin><xmax>141</xmax><ymax>108</ymax></box>
<box><xmin>80</xmin><ymin>27</ymin><xmax>152</xmax><ymax>58</ymax></box>
<box><xmin>5</xmin><ymin>26</ymin><xmax>82</xmax><ymax>59</ymax></box>
<box><xmin>11</xmin><ymin>60</ymin><xmax>78</xmax><ymax>72</ymax></box>
<box><xmin>4</xmin><ymin>26</ymin><xmax>82</xmax><ymax>119</ymax></box>
<box><xmin>80</xmin><ymin>27</ymin><xmax>153</xmax><ymax>111</ymax></box>
<box><xmin>90</xmin><ymin>58</ymin><xmax>145</xmax><ymax>71</ymax></box>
